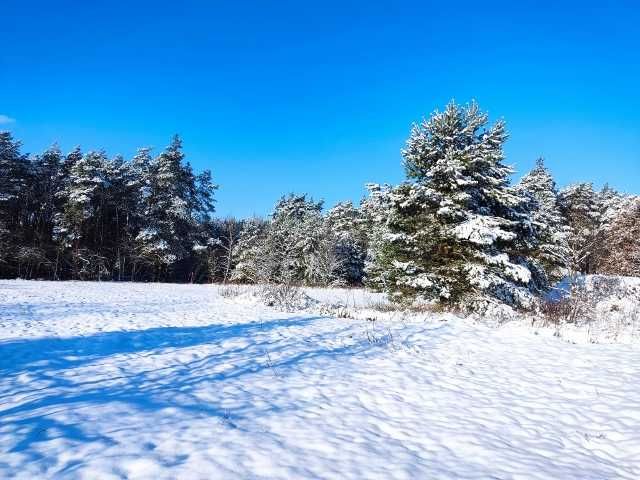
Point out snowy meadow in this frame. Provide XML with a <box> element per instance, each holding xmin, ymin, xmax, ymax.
<box><xmin>1</xmin><ymin>280</ymin><xmax>639</xmax><ymax>479</ymax></box>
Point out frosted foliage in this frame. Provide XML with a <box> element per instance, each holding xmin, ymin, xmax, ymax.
<box><xmin>453</xmin><ymin>216</ymin><xmax>516</xmax><ymax>245</ymax></box>
<box><xmin>369</xmin><ymin>101</ymin><xmax>536</xmax><ymax>310</ymax></box>
<box><xmin>515</xmin><ymin>158</ymin><xmax>570</xmax><ymax>285</ymax></box>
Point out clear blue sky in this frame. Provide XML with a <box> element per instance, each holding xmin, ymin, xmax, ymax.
<box><xmin>2</xmin><ymin>0</ymin><xmax>638</xmax><ymax>218</ymax></box>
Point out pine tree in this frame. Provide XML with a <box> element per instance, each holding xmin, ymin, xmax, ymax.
<box><xmin>268</xmin><ymin>194</ymin><xmax>326</xmax><ymax>285</ymax></box>
<box><xmin>231</xmin><ymin>217</ymin><xmax>269</xmax><ymax>283</ymax></box>
<box><xmin>136</xmin><ymin>135</ymin><xmax>216</xmax><ymax>280</ymax></box>
<box><xmin>558</xmin><ymin>183</ymin><xmax>602</xmax><ymax>274</ymax></box>
<box><xmin>55</xmin><ymin>150</ymin><xmax>108</xmax><ymax>279</ymax></box>
<box><xmin>231</xmin><ymin>194</ymin><xmax>338</xmax><ymax>287</ymax></box>
<box><xmin>326</xmin><ymin>201</ymin><xmax>367</xmax><ymax>285</ymax></box>
<box><xmin>100</xmin><ymin>154</ymin><xmax>141</xmax><ymax>280</ymax></box>
<box><xmin>370</xmin><ymin>101</ymin><xmax>536</xmax><ymax>310</ymax></box>
<box><xmin>0</xmin><ymin>132</ymin><xmax>32</xmax><ymax>277</ymax></box>
<box><xmin>361</xmin><ymin>183</ymin><xmax>392</xmax><ymax>290</ymax></box>
<box><xmin>137</xmin><ymin>136</ymin><xmax>190</xmax><ymax>278</ymax></box>
<box><xmin>598</xmin><ymin>197</ymin><xmax>640</xmax><ymax>277</ymax></box>
<box><xmin>516</xmin><ymin>158</ymin><xmax>570</xmax><ymax>286</ymax></box>
<box><xmin>20</xmin><ymin>145</ymin><xmax>65</xmax><ymax>278</ymax></box>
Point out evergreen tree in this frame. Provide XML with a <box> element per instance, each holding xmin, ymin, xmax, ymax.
<box><xmin>136</xmin><ymin>136</ymin><xmax>202</xmax><ymax>279</ymax></box>
<box><xmin>101</xmin><ymin>154</ymin><xmax>141</xmax><ymax>280</ymax></box>
<box><xmin>516</xmin><ymin>158</ymin><xmax>570</xmax><ymax>286</ymax></box>
<box><xmin>0</xmin><ymin>132</ymin><xmax>32</xmax><ymax>276</ymax></box>
<box><xmin>19</xmin><ymin>145</ymin><xmax>65</xmax><ymax>278</ymax></box>
<box><xmin>558</xmin><ymin>183</ymin><xmax>602</xmax><ymax>274</ymax></box>
<box><xmin>268</xmin><ymin>194</ymin><xmax>326</xmax><ymax>285</ymax></box>
<box><xmin>558</xmin><ymin>183</ymin><xmax>630</xmax><ymax>275</ymax></box>
<box><xmin>598</xmin><ymin>197</ymin><xmax>640</xmax><ymax>277</ymax></box>
<box><xmin>326</xmin><ymin>201</ymin><xmax>367</xmax><ymax>285</ymax></box>
<box><xmin>55</xmin><ymin>151</ymin><xmax>109</xmax><ymax>279</ymax></box>
<box><xmin>231</xmin><ymin>194</ymin><xmax>339</xmax><ymax>287</ymax></box>
<box><xmin>231</xmin><ymin>217</ymin><xmax>269</xmax><ymax>283</ymax></box>
<box><xmin>370</xmin><ymin>101</ymin><xmax>536</xmax><ymax>310</ymax></box>
<box><xmin>361</xmin><ymin>183</ymin><xmax>393</xmax><ymax>290</ymax></box>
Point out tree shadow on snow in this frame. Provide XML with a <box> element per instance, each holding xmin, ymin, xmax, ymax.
<box><xmin>0</xmin><ymin>314</ymin><xmax>373</xmax><ymax>469</ymax></box>
<box><xmin>0</xmin><ymin>316</ymin><xmax>326</xmax><ymax>375</ymax></box>
<box><xmin>0</xmin><ymin>299</ymin><xmax>206</xmax><ymax>323</ymax></box>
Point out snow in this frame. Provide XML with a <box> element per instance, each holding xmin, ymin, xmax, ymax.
<box><xmin>537</xmin><ymin>275</ymin><xmax>640</xmax><ymax>344</ymax></box>
<box><xmin>453</xmin><ymin>215</ymin><xmax>516</xmax><ymax>245</ymax></box>
<box><xmin>1</xmin><ymin>280</ymin><xmax>639</xmax><ymax>479</ymax></box>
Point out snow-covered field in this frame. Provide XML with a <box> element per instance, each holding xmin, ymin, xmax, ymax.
<box><xmin>1</xmin><ymin>281</ymin><xmax>639</xmax><ymax>479</ymax></box>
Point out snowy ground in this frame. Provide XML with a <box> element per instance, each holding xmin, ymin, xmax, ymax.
<box><xmin>1</xmin><ymin>281</ymin><xmax>639</xmax><ymax>479</ymax></box>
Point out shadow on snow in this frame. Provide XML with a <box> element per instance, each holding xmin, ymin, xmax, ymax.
<box><xmin>0</xmin><ymin>314</ymin><xmax>373</xmax><ymax>466</ymax></box>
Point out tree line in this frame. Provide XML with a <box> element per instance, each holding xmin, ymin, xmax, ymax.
<box><xmin>1</xmin><ymin>101</ymin><xmax>638</xmax><ymax>310</ymax></box>
<box><xmin>0</xmin><ymin>134</ymin><xmax>216</xmax><ymax>281</ymax></box>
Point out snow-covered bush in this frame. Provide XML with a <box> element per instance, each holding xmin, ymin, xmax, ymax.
<box><xmin>259</xmin><ymin>282</ymin><xmax>306</xmax><ymax>311</ymax></box>
<box><xmin>539</xmin><ymin>275</ymin><xmax>640</xmax><ymax>342</ymax></box>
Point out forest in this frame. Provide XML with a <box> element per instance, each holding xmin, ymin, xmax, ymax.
<box><xmin>1</xmin><ymin>101</ymin><xmax>638</xmax><ymax>310</ymax></box>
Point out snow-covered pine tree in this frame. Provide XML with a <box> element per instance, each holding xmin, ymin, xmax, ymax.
<box><xmin>516</xmin><ymin>158</ymin><xmax>570</xmax><ymax>286</ymax></box>
<box><xmin>31</xmin><ymin>146</ymin><xmax>63</xmax><ymax>239</ymax></box>
<box><xmin>54</xmin><ymin>150</ymin><xmax>108</xmax><ymax>279</ymax></box>
<box><xmin>103</xmin><ymin>147</ymin><xmax>144</xmax><ymax>280</ymax></box>
<box><xmin>558</xmin><ymin>183</ymin><xmax>602</xmax><ymax>274</ymax></box>
<box><xmin>597</xmin><ymin>184</ymin><xmax>627</xmax><ymax>227</ymax></box>
<box><xmin>136</xmin><ymin>135</ymin><xmax>215</xmax><ymax>280</ymax></box>
<box><xmin>0</xmin><ymin>132</ymin><xmax>32</xmax><ymax>277</ymax></box>
<box><xmin>230</xmin><ymin>194</ymin><xmax>338</xmax><ymax>287</ymax></box>
<box><xmin>593</xmin><ymin>184</ymin><xmax>630</xmax><ymax>272</ymax></box>
<box><xmin>325</xmin><ymin>201</ymin><xmax>367</xmax><ymax>285</ymax></box>
<box><xmin>231</xmin><ymin>217</ymin><xmax>269</xmax><ymax>283</ymax></box>
<box><xmin>136</xmin><ymin>137</ymin><xmax>187</xmax><ymax>277</ymax></box>
<box><xmin>18</xmin><ymin>145</ymin><xmax>65</xmax><ymax>278</ymax></box>
<box><xmin>99</xmin><ymin>154</ymin><xmax>142</xmax><ymax>280</ymax></box>
<box><xmin>361</xmin><ymin>183</ymin><xmax>392</xmax><ymax>290</ymax></box>
<box><xmin>370</xmin><ymin>101</ymin><xmax>537</xmax><ymax>310</ymax></box>
<box><xmin>598</xmin><ymin>197</ymin><xmax>640</xmax><ymax>277</ymax></box>
<box><xmin>268</xmin><ymin>194</ymin><xmax>327</xmax><ymax>285</ymax></box>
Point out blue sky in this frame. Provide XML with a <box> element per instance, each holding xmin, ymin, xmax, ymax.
<box><xmin>2</xmin><ymin>0</ymin><xmax>638</xmax><ymax>217</ymax></box>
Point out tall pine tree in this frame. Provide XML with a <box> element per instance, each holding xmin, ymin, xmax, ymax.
<box><xmin>516</xmin><ymin>158</ymin><xmax>570</xmax><ymax>286</ymax></box>
<box><xmin>370</xmin><ymin>101</ymin><xmax>536</xmax><ymax>310</ymax></box>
